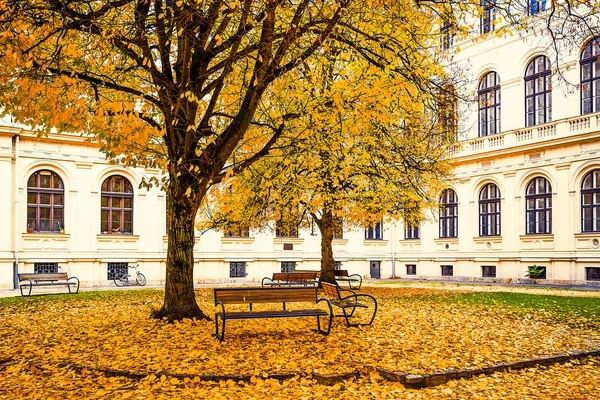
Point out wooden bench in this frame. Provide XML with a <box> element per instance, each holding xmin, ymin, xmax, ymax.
<box><xmin>334</xmin><ymin>269</ymin><xmax>363</xmax><ymax>289</ymax></box>
<box><xmin>321</xmin><ymin>282</ymin><xmax>377</xmax><ymax>327</ymax></box>
<box><xmin>18</xmin><ymin>272</ymin><xmax>80</xmax><ymax>297</ymax></box>
<box><xmin>261</xmin><ymin>272</ymin><xmax>320</xmax><ymax>287</ymax></box>
<box><xmin>213</xmin><ymin>287</ymin><xmax>333</xmax><ymax>341</ymax></box>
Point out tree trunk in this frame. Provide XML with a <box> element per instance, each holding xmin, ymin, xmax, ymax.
<box><xmin>152</xmin><ymin>191</ymin><xmax>209</xmax><ymax>321</ymax></box>
<box><xmin>315</xmin><ymin>209</ymin><xmax>336</xmax><ymax>285</ymax></box>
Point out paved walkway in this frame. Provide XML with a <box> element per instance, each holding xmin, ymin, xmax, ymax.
<box><xmin>1</xmin><ymin>278</ymin><xmax>599</xmax><ymax>298</ymax></box>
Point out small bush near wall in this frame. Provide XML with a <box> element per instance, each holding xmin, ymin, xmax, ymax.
<box><xmin>526</xmin><ymin>265</ymin><xmax>546</xmax><ymax>280</ymax></box>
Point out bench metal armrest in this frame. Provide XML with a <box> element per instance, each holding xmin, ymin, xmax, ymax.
<box><xmin>67</xmin><ymin>276</ymin><xmax>80</xmax><ymax>294</ymax></box>
<box><xmin>316</xmin><ymin>297</ymin><xmax>333</xmax><ymax>317</ymax></box>
<box><xmin>215</xmin><ymin>301</ymin><xmax>226</xmax><ymax>315</ymax></box>
<box><xmin>19</xmin><ymin>278</ymin><xmax>33</xmax><ymax>296</ymax></box>
<box><xmin>261</xmin><ymin>277</ymin><xmax>273</xmax><ymax>287</ymax></box>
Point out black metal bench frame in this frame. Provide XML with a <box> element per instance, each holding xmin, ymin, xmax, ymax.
<box><xmin>321</xmin><ymin>282</ymin><xmax>377</xmax><ymax>327</ymax></box>
<box><xmin>213</xmin><ymin>287</ymin><xmax>333</xmax><ymax>341</ymax></box>
<box><xmin>18</xmin><ymin>272</ymin><xmax>80</xmax><ymax>296</ymax></box>
<box><xmin>334</xmin><ymin>269</ymin><xmax>363</xmax><ymax>290</ymax></box>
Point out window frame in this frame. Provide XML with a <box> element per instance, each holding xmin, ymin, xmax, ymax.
<box><xmin>529</xmin><ymin>0</ymin><xmax>547</xmax><ymax>15</ymax></box>
<box><xmin>107</xmin><ymin>262</ymin><xmax>128</xmax><ymax>280</ymax></box>
<box><xmin>482</xmin><ymin>265</ymin><xmax>497</xmax><ymax>278</ymax></box>
<box><xmin>281</xmin><ymin>261</ymin><xmax>296</xmax><ymax>273</ymax></box>
<box><xmin>224</xmin><ymin>226</ymin><xmax>251</xmax><ymax>238</ymax></box>
<box><xmin>581</xmin><ymin>169</ymin><xmax>600</xmax><ymax>233</ymax></box>
<box><xmin>525</xmin><ymin>177</ymin><xmax>552</xmax><ymax>234</ymax></box>
<box><xmin>229</xmin><ymin>262</ymin><xmax>247</xmax><ymax>278</ymax></box>
<box><xmin>365</xmin><ymin>221</ymin><xmax>383</xmax><ymax>240</ymax></box>
<box><xmin>26</xmin><ymin>170</ymin><xmax>65</xmax><ymax>233</ymax></box>
<box><xmin>440</xmin><ymin>21</ymin><xmax>455</xmax><ymax>50</ymax></box>
<box><xmin>406</xmin><ymin>264</ymin><xmax>417</xmax><ymax>275</ymax></box>
<box><xmin>275</xmin><ymin>220</ymin><xmax>299</xmax><ymax>238</ymax></box>
<box><xmin>34</xmin><ymin>262</ymin><xmax>59</xmax><ymax>274</ymax></box>
<box><xmin>580</xmin><ymin>37</ymin><xmax>600</xmax><ymax>115</ymax></box>
<box><xmin>404</xmin><ymin>224</ymin><xmax>420</xmax><ymax>240</ymax></box>
<box><xmin>525</xmin><ymin>55</ymin><xmax>552</xmax><ymax>127</ymax></box>
<box><xmin>478</xmin><ymin>72</ymin><xmax>501</xmax><ymax>137</ymax></box>
<box><xmin>441</xmin><ymin>265</ymin><xmax>454</xmax><ymax>276</ymax></box>
<box><xmin>479</xmin><ymin>183</ymin><xmax>501</xmax><ymax>236</ymax></box>
<box><xmin>480</xmin><ymin>0</ymin><xmax>496</xmax><ymax>34</ymax></box>
<box><xmin>100</xmin><ymin>175</ymin><xmax>134</xmax><ymax>234</ymax></box>
<box><xmin>439</xmin><ymin>189</ymin><xmax>458</xmax><ymax>238</ymax></box>
<box><xmin>586</xmin><ymin>267</ymin><xmax>600</xmax><ymax>281</ymax></box>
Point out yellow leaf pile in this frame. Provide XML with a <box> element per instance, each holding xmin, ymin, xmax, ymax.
<box><xmin>0</xmin><ymin>287</ymin><xmax>599</xmax><ymax>399</ymax></box>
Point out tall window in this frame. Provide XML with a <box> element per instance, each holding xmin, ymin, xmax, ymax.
<box><xmin>525</xmin><ymin>55</ymin><xmax>552</xmax><ymax>127</ymax></box>
<box><xmin>526</xmin><ymin>177</ymin><xmax>552</xmax><ymax>234</ymax></box>
<box><xmin>480</xmin><ymin>0</ymin><xmax>496</xmax><ymax>34</ymax></box>
<box><xmin>27</xmin><ymin>170</ymin><xmax>64</xmax><ymax>233</ymax></box>
<box><xmin>333</xmin><ymin>217</ymin><xmax>344</xmax><ymax>239</ymax></box>
<box><xmin>529</xmin><ymin>0</ymin><xmax>547</xmax><ymax>15</ymax></box>
<box><xmin>365</xmin><ymin>221</ymin><xmax>383</xmax><ymax>240</ymax></box>
<box><xmin>101</xmin><ymin>175</ymin><xmax>133</xmax><ymax>234</ymax></box>
<box><xmin>440</xmin><ymin>21</ymin><xmax>454</xmax><ymax>50</ymax></box>
<box><xmin>479</xmin><ymin>183</ymin><xmax>501</xmax><ymax>236</ymax></box>
<box><xmin>478</xmin><ymin>72</ymin><xmax>501</xmax><ymax>137</ymax></box>
<box><xmin>404</xmin><ymin>224</ymin><xmax>420</xmax><ymax>240</ymax></box>
<box><xmin>582</xmin><ymin>169</ymin><xmax>600</xmax><ymax>232</ymax></box>
<box><xmin>439</xmin><ymin>85</ymin><xmax>457</xmax><ymax>139</ymax></box>
<box><xmin>581</xmin><ymin>37</ymin><xmax>600</xmax><ymax>115</ymax></box>
<box><xmin>439</xmin><ymin>189</ymin><xmax>458</xmax><ymax>238</ymax></box>
<box><xmin>276</xmin><ymin>220</ymin><xmax>298</xmax><ymax>238</ymax></box>
<box><xmin>224</xmin><ymin>226</ymin><xmax>250</xmax><ymax>237</ymax></box>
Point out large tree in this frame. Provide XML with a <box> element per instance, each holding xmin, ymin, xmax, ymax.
<box><xmin>202</xmin><ymin>42</ymin><xmax>456</xmax><ymax>284</ymax></box>
<box><xmin>0</xmin><ymin>0</ymin><xmax>450</xmax><ymax>320</ymax></box>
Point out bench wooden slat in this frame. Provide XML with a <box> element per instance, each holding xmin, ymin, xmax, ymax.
<box><xmin>18</xmin><ymin>272</ymin><xmax>69</xmax><ymax>282</ymax></box>
<box><xmin>215</xmin><ymin>287</ymin><xmax>318</xmax><ymax>304</ymax></box>
<box><xmin>216</xmin><ymin>309</ymin><xmax>328</xmax><ymax>320</ymax></box>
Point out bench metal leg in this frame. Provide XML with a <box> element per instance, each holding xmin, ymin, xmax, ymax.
<box><xmin>19</xmin><ymin>281</ymin><xmax>32</xmax><ymax>297</ymax></box>
<box><xmin>215</xmin><ymin>314</ymin><xmax>226</xmax><ymax>341</ymax></box>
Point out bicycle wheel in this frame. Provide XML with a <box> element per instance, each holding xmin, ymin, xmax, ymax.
<box><xmin>114</xmin><ymin>274</ymin><xmax>128</xmax><ymax>287</ymax></box>
<box><xmin>136</xmin><ymin>273</ymin><xmax>146</xmax><ymax>286</ymax></box>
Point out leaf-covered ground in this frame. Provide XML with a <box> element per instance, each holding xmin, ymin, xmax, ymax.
<box><xmin>1</xmin><ymin>286</ymin><xmax>599</xmax><ymax>399</ymax></box>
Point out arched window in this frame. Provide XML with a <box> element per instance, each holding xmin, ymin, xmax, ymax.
<box><xmin>101</xmin><ymin>175</ymin><xmax>133</xmax><ymax>234</ymax></box>
<box><xmin>479</xmin><ymin>183</ymin><xmax>501</xmax><ymax>236</ymax></box>
<box><xmin>581</xmin><ymin>37</ymin><xmax>600</xmax><ymax>115</ymax></box>
<box><xmin>478</xmin><ymin>72</ymin><xmax>501</xmax><ymax>137</ymax></box>
<box><xmin>582</xmin><ymin>169</ymin><xmax>600</xmax><ymax>232</ymax></box>
<box><xmin>27</xmin><ymin>170</ymin><xmax>64</xmax><ymax>232</ymax></box>
<box><xmin>439</xmin><ymin>189</ymin><xmax>458</xmax><ymax>238</ymax></box>
<box><xmin>525</xmin><ymin>56</ymin><xmax>552</xmax><ymax>127</ymax></box>
<box><xmin>525</xmin><ymin>176</ymin><xmax>552</xmax><ymax>235</ymax></box>
<box><xmin>526</xmin><ymin>177</ymin><xmax>552</xmax><ymax>234</ymax></box>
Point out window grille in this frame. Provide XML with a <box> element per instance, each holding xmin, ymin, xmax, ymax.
<box><xmin>108</xmin><ymin>262</ymin><xmax>128</xmax><ymax>280</ymax></box>
<box><xmin>281</xmin><ymin>261</ymin><xmax>296</xmax><ymax>273</ymax></box>
<box><xmin>34</xmin><ymin>263</ymin><xmax>59</xmax><ymax>274</ymax></box>
<box><xmin>230</xmin><ymin>262</ymin><xmax>246</xmax><ymax>278</ymax></box>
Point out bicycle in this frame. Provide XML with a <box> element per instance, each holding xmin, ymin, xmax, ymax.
<box><xmin>114</xmin><ymin>264</ymin><xmax>146</xmax><ymax>287</ymax></box>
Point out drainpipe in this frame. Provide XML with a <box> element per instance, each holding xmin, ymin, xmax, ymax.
<box><xmin>391</xmin><ymin>221</ymin><xmax>396</xmax><ymax>278</ymax></box>
<box><xmin>12</xmin><ymin>134</ymin><xmax>19</xmax><ymax>289</ymax></box>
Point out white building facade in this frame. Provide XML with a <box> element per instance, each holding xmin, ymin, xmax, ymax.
<box><xmin>2</xmin><ymin>8</ymin><xmax>600</xmax><ymax>288</ymax></box>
